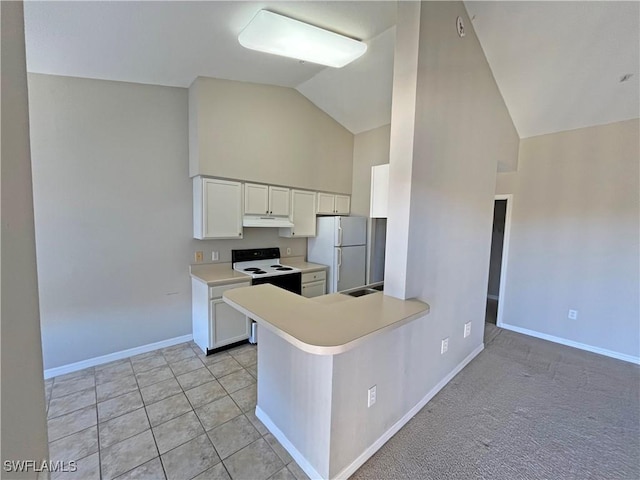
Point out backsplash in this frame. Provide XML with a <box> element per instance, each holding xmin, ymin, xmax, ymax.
<box><xmin>190</xmin><ymin>227</ymin><xmax>307</xmax><ymax>265</ymax></box>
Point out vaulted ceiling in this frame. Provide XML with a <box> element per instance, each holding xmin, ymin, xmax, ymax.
<box><xmin>24</xmin><ymin>1</ymin><xmax>639</xmax><ymax>138</ymax></box>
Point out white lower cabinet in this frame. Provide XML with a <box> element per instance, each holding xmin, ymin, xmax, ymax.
<box><xmin>301</xmin><ymin>270</ymin><xmax>327</xmax><ymax>298</ymax></box>
<box><xmin>192</xmin><ymin>279</ymin><xmax>251</xmax><ymax>353</ymax></box>
<box><xmin>302</xmin><ymin>280</ymin><xmax>326</xmax><ymax>298</ymax></box>
<box><xmin>210</xmin><ymin>299</ymin><xmax>250</xmax><ymax>348</ymax></box>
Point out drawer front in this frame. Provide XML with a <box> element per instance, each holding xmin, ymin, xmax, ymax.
<box><xmin>302</xmin><ymin>270</ymin><xmax>326</xmax><ymax>284</ymax></box>
<box><xmin>209</xmin><ymin>281</ymin><xmax>250</xmax><ymax>299</ymax></box>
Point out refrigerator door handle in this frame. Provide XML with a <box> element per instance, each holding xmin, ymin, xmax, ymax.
<box><xmin>336</xmin><ymin>248</ymin><xmax>342</xmax><ymax>282</ymax></box>
<box><xmin>337</xmin><ymin>218</ymin><xmax>343</xmax><ymax>246</ymax></box>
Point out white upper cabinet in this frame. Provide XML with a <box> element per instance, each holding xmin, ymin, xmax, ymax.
<box><xmin>194</xmin><ymin>177</ymin><xmax>243</xmax><ymax>239</ymax></box>
<box><xmin>269</xmin><ymin>186</ymin><xmax>290</xmax><ymax>216</ymax></box>
<box><xmin>245</xmin><ymin>183</ymin><xmax>290</xmax><ymax>216</ymax></box>
<box><xmin>317</xmin><ymin>193</ymin><xmax>351</xmax><ymax>215</ymax></box>
<box><xmin>335</xmin><ymin>195</ymin><xmax>351</xmax><ymax>215</ymax></box>
<box><xmin>280</xmin><ymin>190</ymin><xmax>316</xmax><ymax>238</ymax></box>
<box><xmin>317</xmin><ymin>193</ymin><xmax>336</xmax><ymax>215</ymax></box>
<box><xmin>370</xmin><ymin>164</ymin><xmax>389</xmax><ymax>218</ymax></box>
<box><xmin>244</xmin><ymin>183</ymin><xmax>269</xmax><ymax>215</ymax></box>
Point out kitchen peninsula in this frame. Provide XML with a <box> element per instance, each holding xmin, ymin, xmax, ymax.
<box><xmin>223</xmin><ymin>285</ymin><xmax>430</xmax><ymax>479</ymax></box>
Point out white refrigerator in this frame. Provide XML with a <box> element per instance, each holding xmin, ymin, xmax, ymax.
<box><xmin>308</xmin><ymin>216</ymin><xmax>367</xmax><ymax>293</ymax></box>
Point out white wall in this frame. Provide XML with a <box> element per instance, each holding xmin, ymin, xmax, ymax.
<box><xmin>189</xmin><ymin>77</ymin><xmax>354</xmax><ymax>194</ymax></box>
<box><xmin>28</xmin><ymin>74</ymin><xmax>307</xmax><ymax>369</ymax></box>
<box><xmin>498</xmin><ymin>119</ymin><xmax>640</xmax><ymax>360</ymax></box>
<box><xmin>1</xmin><ymin>1</ymin><xmax>49</xmax><ymax>473</ymax></box>
<box><xmin>386</xmin><ymin>0</ymin><xmax>519</xmax><ymax>391</ymax></box>
<box><xmin>383</xmin><ymin>0</ymin><xmax>422</xmax><ymax>300</ymax></box>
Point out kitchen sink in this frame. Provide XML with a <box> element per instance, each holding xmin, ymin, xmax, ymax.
<box><xmin>343</xmin><ymin>288</ymin><xmax>380</xmax><ymax>297</ymax></box>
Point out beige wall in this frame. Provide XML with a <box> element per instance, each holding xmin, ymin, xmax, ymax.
<box><xmin>386</xmin><ymin>0</ymin><xmax>519</xmax><ymax>387</ymax></box>
<box><xmin>190</xmin><ymin>77</ymin><xmax>354</xmax><ymax>194</ymax></box>
<box><xmin>498</xmin><ymin>119</ymin><xmax>640</xmax><ymax>359</ymax></box>
<box><xmin>28</xmin><ymin>74</ymin><xmax>306</xmax><ymax>370</ymax></box>
<box><xmin>351</xmin><ymin>124</ymin><xmax>391</xmax><ymax>216</ymax></box>
<box><xmin>1</xmin><ymin>1</ymin><xmax>49</xmax><ymax>475</ymax></box>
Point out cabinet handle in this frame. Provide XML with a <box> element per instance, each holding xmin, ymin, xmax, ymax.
<box><xmin>238</xmin><ymin>232</ymin><xmax>241</xmax><ymax>236</ymax></box>
<box><xmin>266</xmin><ymin>210</ymin><xmax>269</xmax><ymax>214</ymax></box>
<box><xmin>292</xmin><ymin>232</ymin><xmax>295</xmax><ymax>236</ymax></box>
<box><xmin>270</xmin><ymin>211</ymin><xmax>272</xmax><ymax>214</ymax></box>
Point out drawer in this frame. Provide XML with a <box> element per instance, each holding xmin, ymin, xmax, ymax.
<box><xmin>209</xmin><ymin>282</ymin><xmax>250</xmax><ymax>299</ymax></box>
<box><xmin>302</xmin><ymin>270</ymin><xmax>326</xmax><ymax>284</ymax></box>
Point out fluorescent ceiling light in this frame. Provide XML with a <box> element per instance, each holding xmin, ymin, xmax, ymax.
<box><xmin>238</xmin><ymin>10</ymin><xmax>367</xmax><ymax>68</ymax></box>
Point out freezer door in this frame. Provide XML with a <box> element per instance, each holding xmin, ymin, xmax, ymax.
<box><xmin>334</xmin><ymin>245</ymin><xmax>366</xmax><ymax>292</ymax></box>
<box><xmin>334</xmin><ymin>216</ymin><xmax>367</xmax><ymax>246</ymax></box>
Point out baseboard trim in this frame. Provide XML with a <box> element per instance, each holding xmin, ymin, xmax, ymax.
<box><xmin>500</xmin><ymin>323</ymin><xmax>640</xmax><ymax>365</ymax></box>
<box><xmin>255</xmin><ymin>406</ymin><xmax>324</xmax><ymax>480</ymax></box>
<box><xmin>487</xmin><ymin>294</ymin><xmax>499</xmax><ymax>301</ymax></box>
<box><xmin>334</xmin><ymin>342</ymin><xmax>485</xmax><ymax>480</ymax></box>
<box><xmin>44</xmin><ymin>334</ymin><xmax>193</xmax><ymax>379</ymax></box>
<box><xmin>256</xmin><ymin>343</ymin><xmax>485</xmax><ymax>480</ymax></box>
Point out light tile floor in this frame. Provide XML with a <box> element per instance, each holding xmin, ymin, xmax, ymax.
<box><xmin>44</xmin><ymin>342</ymin><xmax>309</xmax><ymax>480</ymax></box>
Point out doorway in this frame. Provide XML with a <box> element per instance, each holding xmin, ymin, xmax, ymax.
<box><xmin>486</xmin><ymin>195</ymin><xmax>512</xmax><ymax>326</ymax></box>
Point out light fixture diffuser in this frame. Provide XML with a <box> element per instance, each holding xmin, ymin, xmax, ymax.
<box><xmin>238</xmin><ymin>10</ymin><xmax>367</xmax><ymax>68</ymax></box>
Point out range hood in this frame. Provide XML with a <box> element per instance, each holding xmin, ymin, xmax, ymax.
<box><xmin>243</xmin><ymin>216</ymin><xmax>294</xmax><ymax>228</ymax></box>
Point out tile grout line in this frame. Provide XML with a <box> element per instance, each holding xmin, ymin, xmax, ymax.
<box><xmin>95</xmin><ymin>376</ymin><xmax>103</xmax><ymax>480</ymax></box>
<box><xmin>141</xmin><ymin>351</ymin><xmax>167</xmax><ymax>480</ymax></box>
<box><xmin>180</xmin><ymin>344</ymin><xmax>232</xmax><ymax>479</ymax></box>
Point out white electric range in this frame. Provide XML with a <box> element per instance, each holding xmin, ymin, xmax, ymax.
<box><xmin>231</xmin><ymin>248</ymin><xmax>302</xmax><ymax>344</ymax></box>
<box><xmin>232</xmin><ymin>247</ymin><xmax>302</xmax><ymax>293</ymax></box>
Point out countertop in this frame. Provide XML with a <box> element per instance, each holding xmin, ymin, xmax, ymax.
<box><xmin>223</xmin><ymin>285</ymin><xmax>430</xmax><ymax>355</ymax></box>
<box><xmin>190</xmin><ymin>256</ymin><xmax>328</xmax><ymax>286</ymax></box>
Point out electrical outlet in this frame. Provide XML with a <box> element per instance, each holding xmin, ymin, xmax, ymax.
<box><xmin>286</xmin><ymin>247</ymin><xmax>292</xmax><ymax>255</ymax></box>
<box><xmin>464</xmin><ymin>322</ymin><xmax>471</xmax><ymax>338</ymax></box>
<box><xmin>367</xmin><ymin>385</ymin><xmax>377</xmax><ymax>407</ymax></box>
<box><xmin>568</xmin><ymin>309</ymin><xmax>578</xmax><ymax>320</ymax></box>
<box><xmin>212</xmin><ymin>251</ymin><xmax>219</xmax><ymax>262</ymax></box>
<box><xmin>441</xmin><ymin>337</ymin><xmax>449</xmax><ymax>354</ymax></box>
<box><xmin>194</xmin><ymin>251</ymin><xmax>204</xmax><ymax>263</ymax></box>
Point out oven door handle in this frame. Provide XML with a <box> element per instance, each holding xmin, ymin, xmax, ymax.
<box><xmin>336</xmin><ymin>247</ymin><xmax>342</xmax><ymax>282</ymax></box>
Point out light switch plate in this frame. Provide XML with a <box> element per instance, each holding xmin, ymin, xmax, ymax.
<box><xmin>441</xmin><ymin>338</ymin><xmax>449</xmax><ymax>354</ymax></box>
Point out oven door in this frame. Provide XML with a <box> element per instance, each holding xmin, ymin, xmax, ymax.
<box><xmin>252</xmin><ymin>272</ymin><xmax>302</xmax><ymax>295</ymax></box>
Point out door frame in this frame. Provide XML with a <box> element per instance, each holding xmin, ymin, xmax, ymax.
<box><xmin>494</xmin><ymin>194</ymin><xmax>513</xmax><ymax>327</ymax></box>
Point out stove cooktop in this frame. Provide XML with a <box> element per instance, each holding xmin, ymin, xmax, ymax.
<box><xmin>231</xmin><ymin>248</ymin><xmax>300</xmax><ymax>279</ymax></box>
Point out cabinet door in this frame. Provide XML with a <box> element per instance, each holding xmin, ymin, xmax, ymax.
<box><xmin>335</xmin><ymin>195</ymin><xmax>351</xmax><ymax>215</ymax></box>
<box><xmin>301</xmin><ymin>279</ymin><xmax>326</xmax><ymax>298</ymax></box>
<box><xmin>244</xmin><ymin>183</ymin><xmax>269</xmax><ymax>215</ymax></box>
<box><xmin>269</xmin><ymin>186</ymin><xmax>290</xmax><ymax>216</ymax></box>
<box><xmin>210</xmin><ymin>299</ymin><xmax>250</xmax><ymax>349</ymax></box>
<box><xmin>201</xmin><ymin>179</ymin><xmax>243</xmax><ymax>239</ymax></box>
<box><xmin>291</xmin><ymin>190</ymin><xmax>316</xmax><ymax>237</ymax></box>
<box><xmin>317</xmin><ymin>193</ymin><xmax>336</xmax><ymax>214</ymax></box>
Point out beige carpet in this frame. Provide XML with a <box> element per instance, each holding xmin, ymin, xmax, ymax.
<box><xmin>352</xmin><ymin>324</ymin><xmax>640</xmax><ymax>479</ymax></box>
